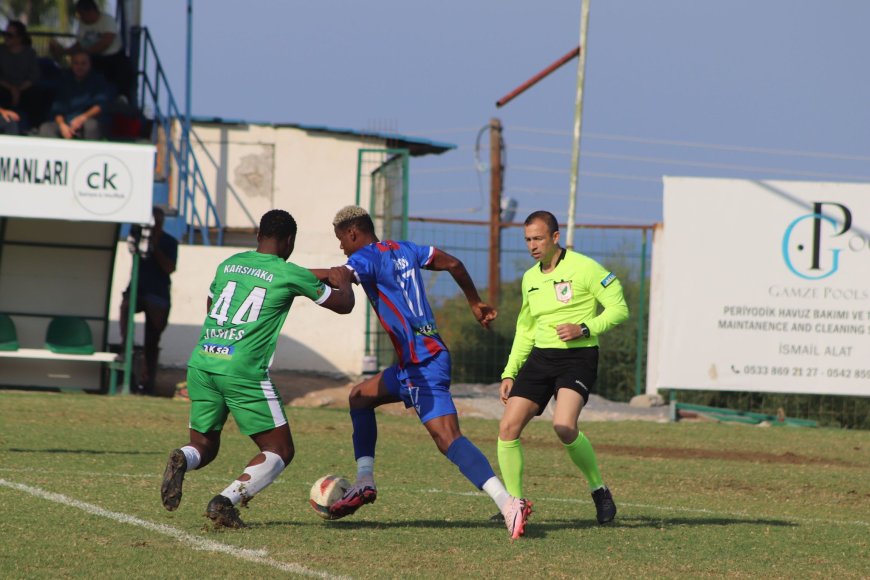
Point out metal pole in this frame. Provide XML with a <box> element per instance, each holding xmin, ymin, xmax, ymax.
<box><xmin>182</xmin><ymin>0</ymin><xmax>193</xmax><ymax>227</ymax></box>
<box><xmin>120</xmin><ymin>251</ymin><xmax>140</xmax><ymax>395</ymax></box>
<box><xmin>566</xmin><ymin>0</ymin><xmax>591</xmax><ymax>249</ymax></box>
<box><xmin>634</xmin><ymin>227</ymin><xmax>648</xmax><ymax>396</ymax></box>
<box><xmin>401</xmin><ymin>151</ymin><xmax>410</xmax><ymax>239</ymax></box>
<box><xmin>185</xmin><ymin>0</ymin><xmax>193</xmax><ymax>145</ymax></box>
<box><xmin>488</xmin><ymin>118</ymin><xmax>503</xmax><ymax>307</ymax></box>
<box><xmin>354</xmin><ymin>149</ymin><xmax>364</xmax><ymax>205</ymax></box>
<box><xmin>496</xmin><ymin>47</ymin><xmax>580</xmax><ymax>108</ymax></box>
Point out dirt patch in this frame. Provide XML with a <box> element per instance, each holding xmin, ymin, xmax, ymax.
<box><xmin>595</xmin><ymin>444</ymin><xmax>854</xmax><ymax>467</ymax></box>
<box><xmin>152</xmin><ymin>368</ymin><xmax>670</xmax><ymax>423</ymax></box>
<box><xmin>151</xmin><ymin>367</ymin><xmax>353</xmax><ymax>403</ymax></box>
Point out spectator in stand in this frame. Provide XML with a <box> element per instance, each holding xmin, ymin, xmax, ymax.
<box><xmin>50</xmin><ymin>0</ymin><xmax>132</xmax><ymax>98</ymax></box>
<box><xmin>38</xmin><ymin>49</ymin><xmax>113</xmax><ymax>140</ymax></box>
<box><xmin>0</xmin><ymin>21</ymin><xmax>40</xmax><ymax>128</ymax></box>
<box><xmin>0</xmin><ymin>107</ymin><xmax>20</xmax><ymax>134</ymax></box>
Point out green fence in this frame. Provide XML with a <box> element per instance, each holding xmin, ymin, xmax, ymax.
<box><xmin>405</xmin><ymin>218</ymin><xmax>651</xmax><ymax>404</ymax></box>
<box><xmin>403</xmin><ymin>216</ymin><xmax>869</xmax><ymax>429</ymax></box>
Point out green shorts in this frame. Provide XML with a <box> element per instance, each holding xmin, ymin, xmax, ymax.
<box><xmin>186</xmin><ymin>366</ymin><xmax>288</xmax><ymax>436</ymax></box>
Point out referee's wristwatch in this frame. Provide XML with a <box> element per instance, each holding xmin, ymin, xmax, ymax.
<box><xmin>578</xmin><ymin>323</ymin><xmax>590</xmax><ymax>338</ymax></box>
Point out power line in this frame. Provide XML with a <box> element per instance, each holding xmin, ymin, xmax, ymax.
<box><xmin>511</xmin><ymin>127</ymin><xmax>870</xmax><ymax>162</ymax></box>
<box><xmin>413</xmin><ymin>205</ymin><xmax>657</xmax><ymax>224</ymax></box>
<box><xmin>411</xmin><ymin>187</ymin><xmax>661</xmax><ymax>205</ymax></box>
<box><xmin>403</xmin><ymin>127</ymin><xmax>481</xmax><ymax>136</ymax></box>
<box><xmin>507</xmin><ymin>186</ymin><xmax>660</xmax><ymax>203</ymax></box>
<box><xmin>511</xmin><ymin>165</ymin><xmax>661</xmax><ymax>182</ymax></box>
<box><xmin>412</xmin><ymin>187</ymin><xmax>484</xmax><ymax>194</ymax></box>
<box><xmin>414</xmin><ymin>165</ymin><xmax>662</xmax><ymax>183</ymax></box>
<box><xmin>414</xmin><ymin>166</ymin><xmax>479</xmax><ymax>174</ymax></box>
<box><xmin>509</xmin><ymin>147</ymin><xmax>870</xmax><ymax>180</ymax></box>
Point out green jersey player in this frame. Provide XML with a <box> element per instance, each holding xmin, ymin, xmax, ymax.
<box><xmin>160</xmin><ymin>209</ymin><xmax>354</xmax><ymax>529</ymax></box>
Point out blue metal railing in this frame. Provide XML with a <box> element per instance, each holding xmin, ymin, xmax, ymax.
<box><xmin>131</xmin><ymin>26</ymin><xmax>223</xmax><ymax>245</ymax></box>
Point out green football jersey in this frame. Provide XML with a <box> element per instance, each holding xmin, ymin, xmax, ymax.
<box><xmin>188</xmin><ymin>251</ymin><xmax>330</xmax><ymax>379</ymax></box>
<box><xmin>502</xmin><ymin>249</ymin><xmax>629</xmax><ymax>380</ymax></box>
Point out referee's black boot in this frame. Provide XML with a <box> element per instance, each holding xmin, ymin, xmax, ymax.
<box><xmin>591</xmin><ymin>486</ymin><xmax>616</xmax><ymax>524</ymax></box>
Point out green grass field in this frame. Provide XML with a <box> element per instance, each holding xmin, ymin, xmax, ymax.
<box><xmin>1</xmin><ymin>391</ymin><xmax>868</xmax><ymax>579</ymax></box>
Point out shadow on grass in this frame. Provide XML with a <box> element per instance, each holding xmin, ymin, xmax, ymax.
<box><xmin>248</xmin><ymin>514</ymin><xmax>798</xmax><ymax>537</ymax></box>
<box><xmin>7</xmin><ymin>448</ymin><xmax>161</xmax><ymax>455</ymax></box>
<box><xmin>594</xmin><ymin>515</ymin><xmax>797</xmax><ymax>528</ymax></box>
<box><xmin>519</xmin><ymin>515</ymin><xmax>799</xmax><ymax>538</ymax></box>
<box><xmin>253</xmin><ymin>518</ymin><xmax>509</xmax><ymax>531</ymax></box>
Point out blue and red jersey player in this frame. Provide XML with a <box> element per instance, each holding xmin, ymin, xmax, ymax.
<box><xmin>349</xmin><ymin>238</ymin><xmax>445</xmax><ymax>370</ymax></box>
<box><xmin>314</xmin><ymin>205</ymin><xmax>532</xmax><ymax>540</ymax></box>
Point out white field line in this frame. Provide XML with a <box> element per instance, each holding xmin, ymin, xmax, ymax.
<box><xmin>0</xmin><ymin>478</ymin><xmax>348</xmax><ymax>580</ymax></box>
<box><xmin>3</xmin><ymin>467</ymin><xmax>867</xmax><ymax>529</ymax></box>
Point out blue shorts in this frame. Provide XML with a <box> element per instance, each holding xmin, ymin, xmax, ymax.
<box><xmin>383</xmin><ymin>351</ymin><xmax>457</xmax><ymax>424</ymax></box>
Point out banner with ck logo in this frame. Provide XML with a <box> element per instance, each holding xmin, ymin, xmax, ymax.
<box><xmin>0</xmin><ymin>136</ymin><xmax>154</xmax><ymax>224</ymax></box>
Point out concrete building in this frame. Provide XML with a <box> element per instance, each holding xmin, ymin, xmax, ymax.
<box><xmin>108</xmin><ymin>118</ymin><xmax>454</xmax><ymax>378</ymax></box>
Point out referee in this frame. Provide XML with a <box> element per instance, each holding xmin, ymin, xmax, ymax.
<box><xmin>497</xmin><ymin>210</ymin><xmax>629</xmax><ymax>524</ymax></box>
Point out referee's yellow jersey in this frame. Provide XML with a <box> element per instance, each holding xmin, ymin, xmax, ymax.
<box><xmin>502</xmin><ymin>248</ymin><xmax>629</xmax><ymax>380</ymax></box>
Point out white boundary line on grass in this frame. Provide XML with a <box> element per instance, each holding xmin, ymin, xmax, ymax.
<box><xmin>3</xmin><ymin>467</ymin><xmax>867</xmax><ymax>529</ymax></box>
<box><xmin>422</xmin><ymin>488</ymin><xmax>870</xmax><ymax>528</ymax></box>
<box><xmin>0</xmin><ymin>478</ymin><xmax>349</xmax><ymax>580</ymax></box>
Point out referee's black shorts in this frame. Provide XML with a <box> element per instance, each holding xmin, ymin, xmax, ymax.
<box><xmin>509</xmin><ymin>347</ymin><xmax>599</xmax><ymax>415</ymax></box>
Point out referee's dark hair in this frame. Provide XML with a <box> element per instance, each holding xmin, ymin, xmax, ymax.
<box><xmin>524</xmin><ymin>210</ymin><xmax>559</xmax><ymax>234</ymax></box>
<box><xmin>259</xmin><ymin>209</ymin><xmax>298</xmax><ymax>240</ymax></box>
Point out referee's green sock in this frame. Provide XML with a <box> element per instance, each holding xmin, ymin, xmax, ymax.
<box><xmin>497</xmin><ymin>437</ymin><xmax>524</xmax><ymax>498</ymax></box>
<box><xmin>564</xmin><ymin>432</ymin><xmax>604</xmax><ymax>491</ymax></box>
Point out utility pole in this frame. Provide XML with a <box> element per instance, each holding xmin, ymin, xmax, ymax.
<box><xmin>489</xmin><ymin>118</ymin><xmax>503</xmax><ymax>307</ymax></box>
<box><xmin>566</xmin><ymin>0</ymin><xmax>591</xmax><ymax>249</ymax></box>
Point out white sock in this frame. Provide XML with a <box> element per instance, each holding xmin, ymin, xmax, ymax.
<box><xmin>181</xmin><ymin>446</ymin><xmax>201</xmax><ymax>470</ymax></box>
<box><xmin>482</xmin><ymin>476</ymin><xmax>512</xmax><ymax>512</ymax></box>
<box><xmin>219</xmin><ymin>451</ymin><xmax>285</xmax><ymax>505</ymax></box>
<box><xmin>356</xmin><ymin>456</ymin><xmax>375</xmax><ymax>485</ymax></box>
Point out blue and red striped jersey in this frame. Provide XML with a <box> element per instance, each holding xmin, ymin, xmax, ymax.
<box><xmin>346</xmin><ymin>240</ymin><xmax>446</xmax><ymax>367</ymax></box>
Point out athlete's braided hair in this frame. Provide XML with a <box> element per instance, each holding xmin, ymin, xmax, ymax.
<box><xmin>333</xmin><ymin>205</ymin><xmax>375</xmax><ymax>235</ymax></box>
<box><xmin>259</xmin><ymin>209</ymin><xmax>297</xmax><ymax>240</ymax></box>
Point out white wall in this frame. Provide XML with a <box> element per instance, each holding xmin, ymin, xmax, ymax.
<box><xmin>108</xmin><ymin>242</ymin><xmax>368</xmax><ymax>375</ymax></box>
<box><xmin>188</xmin><ymin>123</ymin><xmax>365</xmax><ymax>242</ymax></box>
<box><xmin>123</xmin><ymin>121</ymin><xmax>387</xmax><ymax>375</ymax></box>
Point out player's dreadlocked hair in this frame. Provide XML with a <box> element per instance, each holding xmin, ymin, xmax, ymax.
<box><xmin>259</xmin><ymin>209</ymin><xmax>297</xmax><ymax>240</ymax></box>
<box><xmin>524</xmin><ymin>210</ymin><xmax>559</xmax><ymax>234</ymax></box>
<box><xmin>333</xmin><ymin>205</ymin><xmax>375</xmax><ymax>234</ymax></box>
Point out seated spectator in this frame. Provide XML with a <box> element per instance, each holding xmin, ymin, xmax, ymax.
<box><xmin>0</xmin><ymin>107</ymin><xmax>20</xmax><ymax>134</ymax></box>
<box><xmin>39</xmin><ymin>49</ymin><xmax>114</xmax><ymax>140</ymax></box>
<box><xmin>50</xmin><ymin>0</ymin><xmax>132</xmax><ymax>99</ymax></box>
<box><xmin>0</xmin><ymin>21</ymin><xmax>40</xmax><ymax>129</ymax></box>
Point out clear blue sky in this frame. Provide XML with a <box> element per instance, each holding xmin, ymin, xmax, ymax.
<box><xmin>141</xmin><ymin>1</ymin><xmax>870</xmax><ymax>225</ymax></box>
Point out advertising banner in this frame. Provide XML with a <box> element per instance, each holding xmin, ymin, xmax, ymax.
<box><xmin>654</xmin><ymin>177</ymin><xmax>870</xmax><ymax>397</ymax></box>
<box><xmin>0</xmin><ymin>136</ymin><xmax>154</xmax><ymax>224</ymax></box>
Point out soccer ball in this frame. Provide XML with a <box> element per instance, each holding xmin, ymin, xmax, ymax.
<box><xmin>309</xmin><ymin>474</ymin><xmax>351</xmax><ymax>520</ymax></box>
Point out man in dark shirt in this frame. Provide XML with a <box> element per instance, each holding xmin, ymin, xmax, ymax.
<box><xmin>120</xmin><ymin>207</ymin><xmax>178</xmax><ymax>395</ymax></box>
<box><xmin>38</xmin><ymin>49</ymin><xmax>113</xmax><ymax>140</ymax></box>
<box><xmin>0</xmin><ymin>107</ymin><xmax>20</xmax><ymax>134</ymax></box>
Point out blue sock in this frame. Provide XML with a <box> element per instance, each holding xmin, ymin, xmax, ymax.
<box><xmin>446</xmin><ymin>436</ymin><xmax>496</xmax><ymax>490</ymax></box>
<box><xmin>350</xmin><ymin>408</ymin><xmax>377</xmax><ymax>460</ymax></box>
